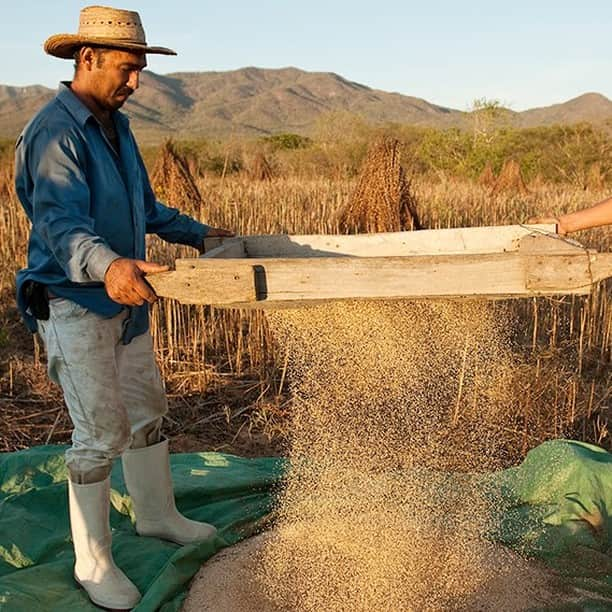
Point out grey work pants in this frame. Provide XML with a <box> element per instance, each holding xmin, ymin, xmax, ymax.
<box><xmin>37</xmin><ymin>298</ymin><xmax>167</xmax><ymax>481</ymax></box>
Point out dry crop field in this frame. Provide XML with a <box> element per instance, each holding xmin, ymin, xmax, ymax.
<box><xmin>0</xmin><ymin>144</ymin><xmax>609</xmax><ymax>460</ymax></box>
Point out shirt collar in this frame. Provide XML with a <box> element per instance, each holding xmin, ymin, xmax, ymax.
<box><xmin>56</xmin><ymin>82</ymin><xmax>130</xmax><ymax>130</ymax></box>
<box><xmin>56</xmin><ymin>82</ymin><xmax>93</xmax><ymax>127</ymax></box>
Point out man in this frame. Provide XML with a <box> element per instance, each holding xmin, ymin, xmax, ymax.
<box><xmin>15</xmin><ymin>6</ymin><xmax>232</xmax><ymax>609</ymax></box>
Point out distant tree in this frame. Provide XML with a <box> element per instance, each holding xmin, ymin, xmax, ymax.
<box><xmin>263</xmin><ymin>133</ymin><xmax>312</xmax><ymax>150</ymax></box>
<box><xmin>549</xmin><ymin>123</ymin><xmax>611</xmax><ymax>188</ymax></box>
<box><xmin>470</xmin><ymin>98</ymin><xmax>512</xmax><ymax>146</ymax></box>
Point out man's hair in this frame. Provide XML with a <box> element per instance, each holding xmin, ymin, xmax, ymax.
<box><xmin>73</xmin><ymin>46</ymin><xmax>110</xmax><ymax>71</ymax></box>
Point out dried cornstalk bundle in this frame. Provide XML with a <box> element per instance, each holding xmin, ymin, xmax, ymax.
<box><xmin>529</xmin><ymin>173</ymin><xmax>546</xmax><ymax>191</ymax></box>
<box><xmin>339</xmin><ymin>138</ymin><xmax>421</xmax><ymax>233</ymax></box>
<box><xmin>186</xmin><ymin>156</ymin><xmax>202</xmax><ymax>181</ymax></box>
<box><xmin>491</xmin><ymin>159</ymin><xmax>529</xmax><ymax>195</ymax></box>
<box><xmin>151</xmin><ymin>139</ymin><xmax>203</xmax><ymax>209</ymax></box>
<box><xmin>478</xmin><ymin>162</ymin><xmax>496</xmax><ymax>188</ymax></box>
<box><xmin>249</xmin><ymin>152</ymin><xmax>274</xmax><ymax>182</ymax></box>
<box><xmin>586</xmin><ymin>162</ymin><xmax>605</xmax><ymax>191</ymax></box>
<box><xmin>0</xmin><ymin>151</ymin><xmax>16</xmax><ymax>202</ymax></box>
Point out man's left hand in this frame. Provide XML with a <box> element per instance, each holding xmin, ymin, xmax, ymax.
<box><xmin>206</xmin><ymin>227</ymin><xmax>235</xmax><ymax>238</ymax></box>
<box><xmin>199</xmin><ymin>227</ymin><xmax>235</xmax><ymax>254</ymax></box>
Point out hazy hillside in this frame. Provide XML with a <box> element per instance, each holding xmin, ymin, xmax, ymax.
<box><xmin>125</xmin><ymin>67</ymin><xmax>464</xmax><ymax>139</ymax></box>
<box><xmin>1</xmin><ymin>67</ymin><xmax>611</xmax><ymax>142</ymax></box>
<box><xmin>517</xmin><ymin>93</ymin><xmax>612</xmax><ymax>128</ymax></box>
<box><xmin>0</xmin><ymin>85</ymin><xmax>55</xmax><ymax>138</ymax></box>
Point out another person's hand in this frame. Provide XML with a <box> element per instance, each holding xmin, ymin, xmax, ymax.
<box><xmin>528</xmin><ymin>196</ymin><xmax>612</xmax><ymax>235</ymax></box>
<box><xmin>527</xmin><ymin>216</ymin><xmax>567</xmax><ymax>235</ymax></box>
<box><xmin>104</xmin><ymin>258</ymin><xmax>169</xmax><ymax>306</ymax></box>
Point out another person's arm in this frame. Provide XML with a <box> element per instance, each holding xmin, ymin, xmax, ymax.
<box><xmin>529</xmin><ymin>196</ymin><xmax>612</xmax><ymax>235</ymax></box>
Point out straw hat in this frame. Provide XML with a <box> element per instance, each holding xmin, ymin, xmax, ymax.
<box><xmin>44</xmin><ymin>5</ymin><xmax>176</xmax><ymax>59</ymax></box>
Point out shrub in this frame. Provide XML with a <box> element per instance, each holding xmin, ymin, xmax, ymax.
<box><xmin>263</xmin><ymin>133</ymin><xmax>312</xmax><ymax>150</ymax></box>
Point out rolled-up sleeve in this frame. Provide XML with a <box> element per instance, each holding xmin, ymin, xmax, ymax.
<box><xmin>28</xmin><ymin>126</ymin><xmax>120</xmax><ymax>282</ymax></box>
<box><xmin>137</xmin><ymin>151</ymin><xmax>210</xmax><ymax>248</ymax></box>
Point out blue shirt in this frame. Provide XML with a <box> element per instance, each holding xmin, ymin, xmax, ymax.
<box><xmin>15</xmin><ymin>83</ymin><xmax>209</xmax><ymax>343</ymax></box>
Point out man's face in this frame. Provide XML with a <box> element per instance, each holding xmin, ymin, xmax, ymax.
<box><xmin>89</xmin><ymin>48</ymin><xmax>147</xmax><ymax>111</ymax></box>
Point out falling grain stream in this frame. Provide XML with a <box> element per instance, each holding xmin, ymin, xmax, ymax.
<box><xmin>184</xmin><ymin>301</ymin><xmax>571</xmax><ymax>611</ymax></box>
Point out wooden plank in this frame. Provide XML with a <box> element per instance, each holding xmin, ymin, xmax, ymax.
<box><xmin>525</xmin><ymin>254</ymin><xmax>593</xmax><ymax>292</ymax></box>
<box><xmin>174</xmin><ymin>239</ymin><xmax>245</xmax><ymax>271</ymax></box>
<box><xmin>147</xmin><ymin>263</ymin><xmax>256</xmax><ymax>304</ymax></box>
<box><xmin>518</xmin><ymin>234</ymin><xmax>586</xmax><ymax>254</ymax></box>
<box><xmin>588</xmin><ymin>252</ymin><xmax>612</xmax><ymax>284</ymax></box>
<box><xmin>233</xmin><ymin>224</ymin><xmax>558</xmax><ymax>259</ymax></box>
<box><xmin>147</xmin><ymin>251</ymin><xmax>596</xmax><ymax>307</ymax></box>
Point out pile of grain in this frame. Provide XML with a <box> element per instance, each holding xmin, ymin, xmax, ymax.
<box><xmin>185</xmin><ymin>531</ymin><xmax>562</xmax><ymax>612</ymax></box>
<box><xmin>185</xmin><ymin>301</ymin><xmax>567</xmax><ymax>611</ymax></box>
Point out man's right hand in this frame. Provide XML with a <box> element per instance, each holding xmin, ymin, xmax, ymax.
<box><xmin>104</xmin><ymin>258</ymin><xmax>169</xmax><ymax>306</ymax></box>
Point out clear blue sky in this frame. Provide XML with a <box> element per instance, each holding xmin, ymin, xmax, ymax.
<box><xmin>2</xmin><ymin>0</ymin><xmax>611</xmax><ymax>111</ymax></box>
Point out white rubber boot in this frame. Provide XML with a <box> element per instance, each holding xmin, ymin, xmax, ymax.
<box><xmin>68</xmin><ymin>479</ymin><xmax>141</xmax><ymax>610</ymax></box>
<box><xmin>122</xmin><ymin>438</ymin><xmax>217</xmax><ymax>545</ymax></box>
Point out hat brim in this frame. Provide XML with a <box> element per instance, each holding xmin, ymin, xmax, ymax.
<box><xmin>44</xmin><ymin>34</ymin><xmax>176</xmax><ymax>59</ymax></box>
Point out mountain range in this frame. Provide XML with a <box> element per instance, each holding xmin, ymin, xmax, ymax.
<box><xmin>1</xmin><ymin>67</ymin><xmax>611</xmax><ymax>142</ymax></box>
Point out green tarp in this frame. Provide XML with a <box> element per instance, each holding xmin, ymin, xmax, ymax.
<box><xmin>0</xmin><ymin>440</ymin><xmax>610</xmax><ymax>611</ymax></box>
